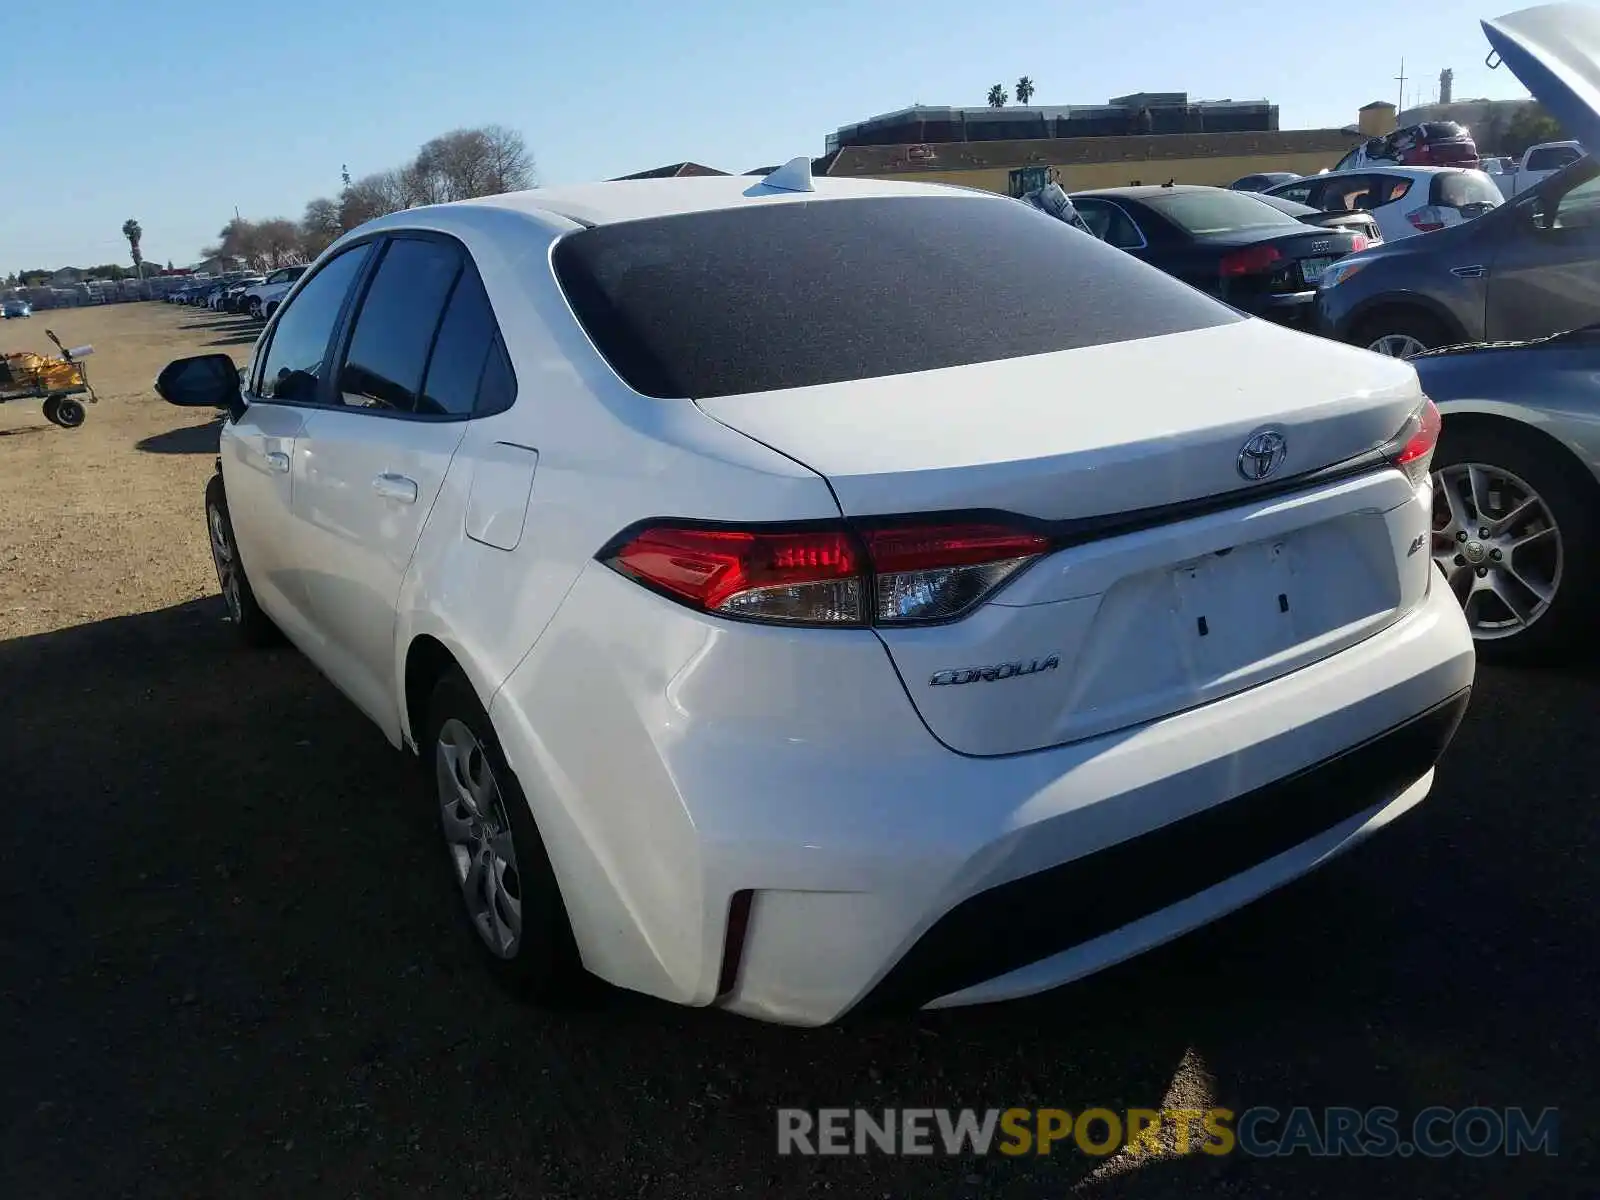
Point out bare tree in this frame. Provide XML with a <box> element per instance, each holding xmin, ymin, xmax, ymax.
<box><xmin>255</xmin><ymin>218</ymin><xmax>303</xmax><ymax>269</ymax></box>
<box><xmin>300</xmin><ymin>197</ymin><xmax>343</xmax><ymax>257</ymax></box>
<box><xmin>481</xmin><ymin>124</ymin><xmax>535</xmax><ymax>193</ymax></box>
<box><xmin>339</xmin><ymin>169</ymin><xmax>410</xmax><ymax>230</ymax></box>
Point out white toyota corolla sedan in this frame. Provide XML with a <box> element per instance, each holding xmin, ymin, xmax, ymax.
<box><xmin>156</xmin><ymin>161</ymin><xmax>1475</xmax><ymax>1026</ymax></box>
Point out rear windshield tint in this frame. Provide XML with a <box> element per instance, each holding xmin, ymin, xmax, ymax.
<box><xmin>550</xmin><ymin>195</ymin><xmax>1240</xmax><ymax>399</ymax></box>
<box><xmin>1432</xmin><ymin>171</ymin><xmax>1503</xmax><ymax>210</ymax></box>
<box><xmin>1420</xmin><ymin>122</ymin><xmax>1468</xmax><ymax>139</ymax></box>
<box><xmin>1136</xmin><ymin>190</ymin><xmax>1304</xmax><ymax>235</ymax></box>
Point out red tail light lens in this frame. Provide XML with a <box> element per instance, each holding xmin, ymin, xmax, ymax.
<box><xmin>1219</xmin><ymin>245</ymin><xmax>1283</xmax><ymax>277</ymax></box>
<box><xmin>1407</xmin><ymin>206</ymin><xmax>1447</xmax><ymax>233</ymax></box>
<box><xmin>604</xmin><ymin>521</ymin><xmax>1051</xmax><ymax>626</ymax></box>
<box><xmin>1384</xmin><ymin>399</ymin><xmax>1442</xmax><ymax>485</ymax></box>
<box><xmin>1349</xmin><ymin>233</ymin><xmax>1369</xmax><ymax>252</ymax></box>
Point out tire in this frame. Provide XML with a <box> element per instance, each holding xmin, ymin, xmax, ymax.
<box><xmin>247</xmin><ymin>297</ymin><xmax>262</xmax><ymax>319</ymax></box>
<box><xmin>51</xmin><ymin>397</ymin><xmax>85</xmax><ymax>428</ymax></box>
<box><xmin>422</xmin><ymin>667</ymin><xmax>586</xmax><ymax>1005</ymax></box>
<box><xmin>264</xmin><ymin>301</ymin><xmax>279</xmax><ymax>320</ymax></box>
<box><xmin>40</xmin><ymin>396</ymin><xmax>60</xmax><ymax>424</ymax></box>
<box><xmin>1354</xmin><ymin>308</ymin><xmax>1453</xmax><ymax>359</ymax></box>
<box><xmin>1431</xmin><ymin>422</ymin><xmax>1600</xmax><ymax>664</ymax></box>
<box><xmin>204</xmin><ymin>475</ymin><xmax>280</xmax><ymax>648</ymax></box>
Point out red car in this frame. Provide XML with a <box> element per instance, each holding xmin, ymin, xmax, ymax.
<box><xmin>1336</xmin><ymin>121</ymin><xmax>1481</xmax><ymax>171</ymax></box>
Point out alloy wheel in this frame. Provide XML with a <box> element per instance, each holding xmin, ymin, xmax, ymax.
<box><xmin>1431</xmin><ymin>461</ymin><xmax>1563</xmax><ymax>640</ymax></box>
<box><xmin>207</xmin><ymin>503</ymin><xmax>243</xmax><ymax>624</ymax></box>
<box><xmin>436</xmin><ymin>718</ymin><xmax>523</xmax><ymax>959</ymax></box>
<box><xmin>1367</xmin><ymin>333</ymin><xmax>1428</xmax><ymax>358</ymax></box>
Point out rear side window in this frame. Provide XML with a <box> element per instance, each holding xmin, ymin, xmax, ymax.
<box><xmin>1432</xmin><ymin>171</ymin><xmax>1502</xmax><ymax>211</ymax></box>
<box><xmin>1138</xmin><ymin>190</ymin><xmax>1302</xmax><ymax>234</ymax></box>
<box><xmin>550</xmin><ymin>195</ymin><xmax>1239</xmax><ymax>400</ymax></box>
<box><xmin>338</xmin><ymin>238</ymin><xmax>462</xmax><ymax>411</ymax></box>
<box><xmin>1525</xmin><ymin>145</ymin><xmax>1581</xmax><ymax>173</ymax></box>
<box><xmin>419</xmin><ymin>269</ymin><xmax>517</xmax><ymax>417</ymax></box>
<box><xmin>1074</xmin><ymin>199</ymin><xmax>1145</xmax><ymax>248</ymax></box>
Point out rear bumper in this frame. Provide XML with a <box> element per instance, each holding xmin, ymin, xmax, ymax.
<box><xmin>1241</xmin><ymin>289</ymin><xmax>1319</xmax><ymax>328</ymax></box>
<box><xmin>489</xmin><ymin>568</ymin><xmax>1474</xmax><ymax>1026</ymax></box>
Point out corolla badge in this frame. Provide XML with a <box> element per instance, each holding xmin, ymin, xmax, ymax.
<box><xmin>1237</xmin><ymin>429</ymin><xmax>1288</xmax><ymax>481</ymax></box>
<box><xmin>929</xmin><ymin>654</ymin><xmax>1061</xmax><ymax>687</ymax></box>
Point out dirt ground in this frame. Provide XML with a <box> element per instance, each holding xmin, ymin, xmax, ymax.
<box><xmin>1</xmin><ymin>303</ymin><xmax>1597</xmax><ymax>1198</ymax></box>
<box><xmin>0</xmin><ymin>303</ymin><xmax>251</xmax><ymax>639</ymax></box>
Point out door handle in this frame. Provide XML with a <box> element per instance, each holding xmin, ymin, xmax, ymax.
<box><xmin>263</xmin><ymin>450</ymin><xmax>290</xmax><ymax>474</ymax></box>
<box><xmin>372</xmin><ymin>473</ymin><xmax>419</xmax><ymax>504</ymax></box>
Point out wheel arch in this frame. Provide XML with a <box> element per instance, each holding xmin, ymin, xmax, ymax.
<box><xmin>1437</xmin><ymin>407</ymin><xmax>1600</xmax><ymax>503</ymax></box>
<box><xmin>1344</xmin><ymin>290</ymin><xmax>1472</xmax><ymax>347</ymax></box>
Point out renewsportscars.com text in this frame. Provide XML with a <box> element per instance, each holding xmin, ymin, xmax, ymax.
<box><xmin>777</xmin><ymin>1106</ymin><xmax>1559</xmax><ymax>1159</ymax></box>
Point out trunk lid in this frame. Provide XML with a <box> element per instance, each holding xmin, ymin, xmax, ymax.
<box><xmin>696</xmin><ymin>319</ymin><xmax>1434</xmax><ymax>756</ymax></box>
<box><xmin>1483</xmin><ymin>4</ymin><xmax>1600</xmax><ymax>152</ymax></box>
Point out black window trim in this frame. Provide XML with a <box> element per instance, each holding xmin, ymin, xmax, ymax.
<box><xmin>250</xmin><ymin>228</ymin><xmax>518</xmax><ymax>424</ymax></box>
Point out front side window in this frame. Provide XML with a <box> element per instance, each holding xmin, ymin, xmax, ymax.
<box><xmin>550</xmin><ymin>195</ymin><xmax>1238</xmax><ymax>399</ymax></box>
<box><xmin>256</xmin><ymin>245</ymin><xmax>372</xmax><ymax>403</ymax></box>
<box><xmin>1525</xmin><ymin>158</ymin><xmax>1600</xmax><ymax>232</ymax></box>
<box><xmin>337</xmin><ymin>238</ymin><xmax>462</xmax><ymax>411</ymax></box>
<box><xmin>1526</xmin><ymin>145</ymin><xmax>1581</xmax><ymax>173</ymax></box>
<box><xmin>1273</xmin><ymin>180</ymin><xmax>1318</xmax><ymax>204</ymax></box>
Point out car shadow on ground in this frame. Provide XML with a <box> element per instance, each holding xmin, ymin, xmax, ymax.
<box><xmin>0</xmin><ymin>602</ymin><xmax>1593</xmax><ymax>1198</ymax></box>
<box><xmin>135</xmin><ymin>418</ymin><xmax>224</xmax><ymax>454</ymax></box>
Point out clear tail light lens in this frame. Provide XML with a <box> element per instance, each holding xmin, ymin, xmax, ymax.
<box><xmin>603</xmin><ymin>520</ymin><xmax>1052</xmax><ymax>627</ymax></box>
<box><xmin>1384</xmin><ymin>399</ymin><xmax>1442</xmax><ymax>485</ymax></box>
<box><xmin>863</xmin><ymin>524</ymin><xmax>1051</xmax><ymax>623</ymax></box>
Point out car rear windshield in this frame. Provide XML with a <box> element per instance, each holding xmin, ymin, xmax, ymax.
<box><xmin>1420</xmin><ymin>122</ymin><xmax>1468</xmax><ymax>140</ymax></box>
<box><xmin>1432</xmin><ymin>171</ymin><xmax>1502</xmax><ymax>211</ymax></box>
<box><xmin>1135</xmin><ymin>190</ymin><xmax>1304</xmax><ymax>235</ymax></box>
<box><xmin>549</xmin><ymin>195</ymin><xmax>1240</xmax><ymax>399</ymax></box>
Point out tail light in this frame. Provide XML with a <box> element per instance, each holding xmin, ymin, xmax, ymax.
<box><xmin>603</xmin><ymin>520</ymin><xmax>1051</xmax><ymax>627</ymax></box>
<box><xmin>1349</xmin><ymin>233</ymin><xmax>1369</xmax><ymax>252</ymax></box>
<box><xmin>1383</xmin><ymin>399</ymin><xmax>1442</xmax><ymax>485</ymax></box>
<box><xmin>1219</xmin><ymin>245</ymin><xmax>1283</xmax><ymax>277</ymax></box>
<box><xmin>1407</xmin><ymin>206</ymin><xmax>1447</xmax><ymax>233</ymax></box>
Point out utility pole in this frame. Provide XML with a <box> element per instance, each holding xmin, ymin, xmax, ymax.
<box><xmin>1395</xmin><ymin>58</ymin><xmax>1408</xmax><ymax>115</ymax></box>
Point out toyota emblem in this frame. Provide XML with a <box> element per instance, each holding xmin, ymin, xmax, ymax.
<box><xmin>1237</xmin><ymin>430</ymin><xmax>1288</xmax><ymax>481</ymax></box>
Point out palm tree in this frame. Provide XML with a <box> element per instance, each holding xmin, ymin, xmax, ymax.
<box><xmin>121</xmin><ymin>219</ymin><xmax>144</xmax><ymax>279</ymax></box>
<box><xmin>987</xmin><ymin>84</ymin><xmax>1009</xmax><ymax>109</ymax></box>
<box><xmin>1016</xmin><ymin>76</ymin><xmax>1035</xmax><ymax>106</ymax></box>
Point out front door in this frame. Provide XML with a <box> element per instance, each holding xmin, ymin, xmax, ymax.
<box><xmin>224</xmin><ymin>242</ymin><xmax>375</xmax><ymax>638</ymax></box>
<box><xmin>1487</xmin><ymin>168</ymin><xmax>1600</xmax><ymax>341</ymax></box>
<box><xmin>289</xmin><ymin>235</ymin><xmax>471</xmax><ymax>735</ymax></box>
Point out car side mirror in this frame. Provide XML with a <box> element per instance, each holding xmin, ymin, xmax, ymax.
<box><xmin>156</xmin><ymin>353</ymin><xmax>245</xmax><ymax>420</ymax></box>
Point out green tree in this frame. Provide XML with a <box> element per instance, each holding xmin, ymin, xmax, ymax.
<box><xmin>121</xmin><ymin>218</ymin><xmax>144</xmax><ymax>278</ymax></box>
<box><xmin>1016</xmin><ymin>76</ymin><xmax>1035</xmax><ymax>105</ymax></box>
<box><xmin>987</xmin><ymin>83</ymin><xmax>1009</xmax><ymax>108</ymax></box>
<box><xmin>1502</xmin><ymin>103</ymin><xmax>1565</xmax><ymax>158</ymax></box>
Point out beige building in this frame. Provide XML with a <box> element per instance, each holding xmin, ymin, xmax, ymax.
<box><xmin>816</xmin><ymin>127</ymin><xmax>1363</xmax><ymax>195</ymax></box>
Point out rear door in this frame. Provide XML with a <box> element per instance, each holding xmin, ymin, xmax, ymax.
<box><xmin>1486</xmin><ymin>167</ymin><xmax>1600</xmax><ymax>340</ymax></box>
<box><xmin>288</xmin><ymin>234</ymin><xmax>474</xmax><ymax>731</ymax></box>
<box><xmin>224</xmin><ymin>242</ymin><xmax>374</xmax><ymax>636</ymax></box>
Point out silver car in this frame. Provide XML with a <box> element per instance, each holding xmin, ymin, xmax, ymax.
<box><xmin>1414</xmin><ymin>324</ymin><xmax>1600</xmax><ymax>660</ymax></box>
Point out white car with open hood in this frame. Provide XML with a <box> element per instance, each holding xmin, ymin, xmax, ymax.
<box><xmin>155</xmin><ymin>149</ymin><xmax>1475</xmax><ymax>1025</ymax></box>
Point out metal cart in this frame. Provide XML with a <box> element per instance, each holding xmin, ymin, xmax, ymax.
<box><xmin>0</xmin><ymin>329</ymin><xmax>97</xmax><ymax>428</ymax></box>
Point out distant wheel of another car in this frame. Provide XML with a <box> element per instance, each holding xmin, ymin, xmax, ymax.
<box><xmin>247</xmin><ymin>297</ymin><xmax>262</xmax><ymax>319</ymax></box>
<box><xmin>1356</xmin><ymin>309</ymin><xmax>1451</xmax><ymax>358</ymax></box>
<box><xmin>1431</xmin><ymin>423</ymin><xmax>1598</xmax><ymax>662</ymax></box>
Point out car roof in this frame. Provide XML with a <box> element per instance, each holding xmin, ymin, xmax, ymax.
<box><xmin>1069</xmin><ymin>184</ymin><xmax>1221</xmax><ymax>200</ymax></box>
<box><xmin>371</xmin><ymin>174</ymin><xmax>991</xmax><ymax>232</ymax></box>
<box><xmin>1287</xmin><ymin>166</ymin><xmax>1478</xmax><ymax>182</ymax></box>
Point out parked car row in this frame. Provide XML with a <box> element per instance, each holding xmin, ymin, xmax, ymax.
<box><xmin>164</xmin><ymin>265</ymin><xmax>309</xmax><ymax>319</ymax></box>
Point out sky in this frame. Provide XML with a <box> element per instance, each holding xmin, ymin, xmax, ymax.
<box><xmin>0</xmin><ymin>0</ymin><xmax>1539</xmax><ymax>270</ymax></box>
